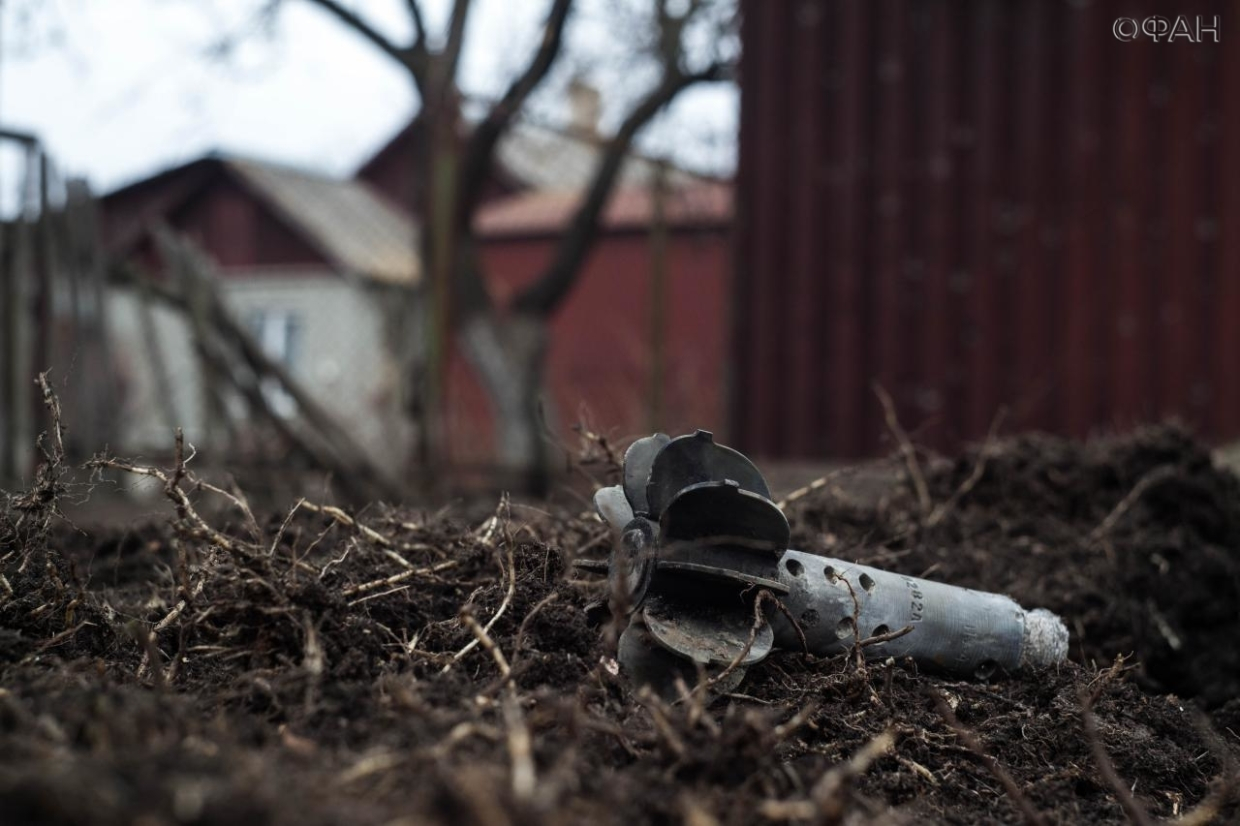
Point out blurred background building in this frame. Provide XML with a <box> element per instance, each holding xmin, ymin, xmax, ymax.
<box><xmin>94</xmin><ymin>110</ymin><xmax>731</xmax><ymax>470</ymax></box>
<box><xmin>3</xmin><ymin>0</ymin><xmax>1238</xmax><ymax>492</ymax></box>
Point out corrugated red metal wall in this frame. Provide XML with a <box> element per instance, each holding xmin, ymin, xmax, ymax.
<box><xmin>733</xmin><ymin>0</ymin><xmax>1237</xmax><ymax>459</ymax></box>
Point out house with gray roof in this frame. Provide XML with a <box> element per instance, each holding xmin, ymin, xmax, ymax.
<box><xmin>101</xmin><ymin>153</ymin><xmax>421</xmax><ymax>466</ymax></box>
<box><xmin>100</xmin><ymin>112</ymin><xmax>733</xmax><ymax>472</ymax></box>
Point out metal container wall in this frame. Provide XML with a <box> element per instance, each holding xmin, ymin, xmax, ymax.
<box><xmin>733</xmin><ymin>0</ymin><xmax>1237</xmax><ymax>458</ymax></box>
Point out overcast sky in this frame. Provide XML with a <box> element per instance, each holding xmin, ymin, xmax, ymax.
<box><xmin>0</xmin><ymin>0</ymin><xmax>737</xmax><ymax>204</ymax></box>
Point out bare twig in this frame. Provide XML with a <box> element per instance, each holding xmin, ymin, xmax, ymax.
<box><xmin>37</xmin><ymin>620</ymin><xmax>95</xmax><ymax>651</ymax></box>
<box><xmin>1079</xmin><ymin>659</ymin><xmax>1154</xmax><ymax>826</ymax></box>
<box><xmin>35</xmin><ymin>372</ymin><xmax>65</xmax><ymax>460</ymax></box>
<box><xmin>443</xmin><ymin>496</ymin><xmax>516</xmax><ymax>672</ymax></box>
<box><xmin>931</xmin><ymin>689</ymin><xmax>1045</xmax><ymax>826</ymax></box>
<box><xmin>459</xmin><ymin>608</ymin><xmax>511</xmax><ymax>680</ymax></box>
<box><xmin>512</xmin><ymin>59</ymin><xmax>731</xmax><ymax>316</ymax></box>
<box><xmin>502</xmin><ymin>692</ymin><xmax>536</xmax><ymax>803</ymax></box>
<box><xmin>859</xmin><ymin>624</ymin><xmax>913</xmax><ymax>648</ymax></box>
<box><xmin>571</xmin><ymin>421</ymin><xmax>622</xmax><ymax>471</ymax></box>
<box><xmin>1089</xmin><ymin>465</ymin><xmax>1178</xmax><ymax>543</ymax></box>
<box><xmin>1079</xmin><ymin>694</ymin><xmax>1153</xmax><ymax>826</ymax></box>
<box><xmin>269</xmin><ymin>498</ymin><xmax>306</xmax><ymax>557</ymax></box>
<box><xmin>698</xmin><ymin>590</ymin><xmax>779</xmax><ymax>696</ymax></box>
<box><xmin>873</xmin><ymin>383</ymin><xmax>932</xmax><ymax>519</ymax></box>
<box><xmin>404</xmin><ymin>0</ymin><xmax>427</xmax><ymax>55</ymax></box>
<box><xmin>87</xmin><ymin>431</ymin><xmax>249</xmax><ymax>558</ymax></box>
<box><xmin>459</xmin><ymin>0</ymin><xmax>573</xmax><ymax>216</ymax></box>
<box><xmin>1169</xmin><ymin>711</ymin><xmax>1240</xmax><ymax>826</ymax></box>
<box><xmin>342</xmin><ymin>560</ymin><xmax>459</xmax><ymax>598</ymax></box>
<box><xmin>635</xmin><ymin>686</ymin><xmax>687</xmax><ymax>759</ymax></box>
<box><xmin>196</xmin><ymin>478</ymin><xmax>262</xmax><ymax>542</ymax></box>
<box><xmin>347</xmin><ymin>584</ymin><xmax>412</xmax><ymax>607</ymax></box>
<box><xmin>299</xmin><ymin>0</ymin><xmax>417</xmax><ymax>71</ymax></box>
<box><xmin>772</xmin><ymin>704</ymin><xmax>817</xmax><ymax>740</ymax></box>
<box><xmin>336</xmin><ymin>752</ymin><xmax>406</xmax><ymax>787</ymax></box>
<box><xmin>830</xmin><ymin>570</ymin><xmax>866</xmax><ymax>668</ymax></box>
<box><xmin>423</xmin><ymin>721</ymin><xmax>502</xmax><ymax>761</ymax></box>
<box><xmin>10</xmin><ymin>373</ymin><xmax>71</xmax><ymax>528</ymax></box>
<box><xmin>300</xmin><ymin>502</ymin><xmax>395</xmax><ymax>549</ymax></box>
<box><xmin>759</xmin><ymin>729</ymin><xmax>896</xmax><ymax>821</ymax></box>
<box><xmin>511</xmin><ymin>592</ymin><xmax>559</xmax><ymax>666</ymax></box>
<box><xmin>811</xmin><ymin>728</ymin><xmax>896</xmax><ymax>819</ymax></box>
<box><xmin>927</xmin><ymin>409</ymin><xmax>1006</xmax><ymax>528</ymax></box>
<box><xmin>152</xmin><ymin>577</ymin><xmax>208</xmax><ymax>633</ymax></box>
<box><xmin>131</xmin><ymin>622</ymin><xmax>168</xmax><ymax>691</ymax></box>
<box><xmin>776</xmin><ymin>469</ymin><xmax>846</xmax><ymax>511</ymax></box>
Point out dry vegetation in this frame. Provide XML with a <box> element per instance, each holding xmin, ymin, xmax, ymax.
<box><xmin>2</xmin><ymin>385</ymin><xmax>1239</xmax><ymax>824</ymax></box>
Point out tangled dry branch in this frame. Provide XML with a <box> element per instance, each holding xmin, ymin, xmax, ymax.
<box><xmin>2</xmin><ymin>388</ymin><xmax>1238</xmax><ymax>825</ymax></box>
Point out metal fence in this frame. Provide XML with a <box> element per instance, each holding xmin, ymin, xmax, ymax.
<box><xmin>0</xmin><ymin>134</ymin><xmax>115</xmax><ymax>487</ymax></box>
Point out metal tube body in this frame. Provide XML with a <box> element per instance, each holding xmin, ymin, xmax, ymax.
<box><xmin>768</xmin><ymin>549</ymin><xmax>1065</xmax><ymax>677</ymax></box>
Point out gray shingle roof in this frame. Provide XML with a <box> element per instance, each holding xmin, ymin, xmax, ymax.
<box><xmin>225</xmin><ymin>157</ymin><xmax>420</xmax><ymax>285</ymax></box>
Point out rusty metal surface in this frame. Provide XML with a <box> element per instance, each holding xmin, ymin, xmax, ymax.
<box><xmin>734</xmin><ymin>0</ymin><xmax>1236</xmax><ymax>458</ymax></box>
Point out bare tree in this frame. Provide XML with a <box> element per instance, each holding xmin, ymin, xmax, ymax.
<box><xmin>280</xmin><ymin>0</ymin><xmax>737</xmax><ymax>491</ymax></box>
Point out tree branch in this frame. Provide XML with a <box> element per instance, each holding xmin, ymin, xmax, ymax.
<box><xmin>512</xmin><ymin>61</ymin><xmax>730</xmax><ymax>317</ymax></box>
<box><xmin>299</xmin><ymin>0</ymin><xmax>419</xmax><ymax>75</ymax></box>
<box><xmin>458</xmin><ymin>0</ymin><xmax>574</xmax><ymax>217</ymax></box>
<box><xmin>438</xmin><ymin>0</ymin><xmax>474</xmax><ymax>94</ymax></box>
<box><xmin>405</xmin><ymin>0</ymin><xmax>428</xmax><ymax>54</ymax></box>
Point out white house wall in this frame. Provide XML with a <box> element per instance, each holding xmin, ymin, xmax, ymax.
<box><xmin>105</xmin><ymin>270</ymin><xmax>412</xmax><ymax>469</ymax></box>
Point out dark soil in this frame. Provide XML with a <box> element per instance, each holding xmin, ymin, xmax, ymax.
<box><xmin>2</xmin><ymin>425</ymin><xmax>1238</xmax><ymax>825</ymax></box>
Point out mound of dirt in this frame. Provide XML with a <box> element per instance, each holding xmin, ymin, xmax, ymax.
<box><xmin>1</xmin><ymin>425</ymin><xmax>1237</xmax><ymax>825</ymax></box>
<box><xmin>786</xmin><ymin>425</ymin><xmax>1240</xmax><ymax>708</ymax></box>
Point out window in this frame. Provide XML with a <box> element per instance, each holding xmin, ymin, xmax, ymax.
<box><xmin>248</xmin><ymin>309</ymin><xmax>301</xmax><ymax>418</ymax></box>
